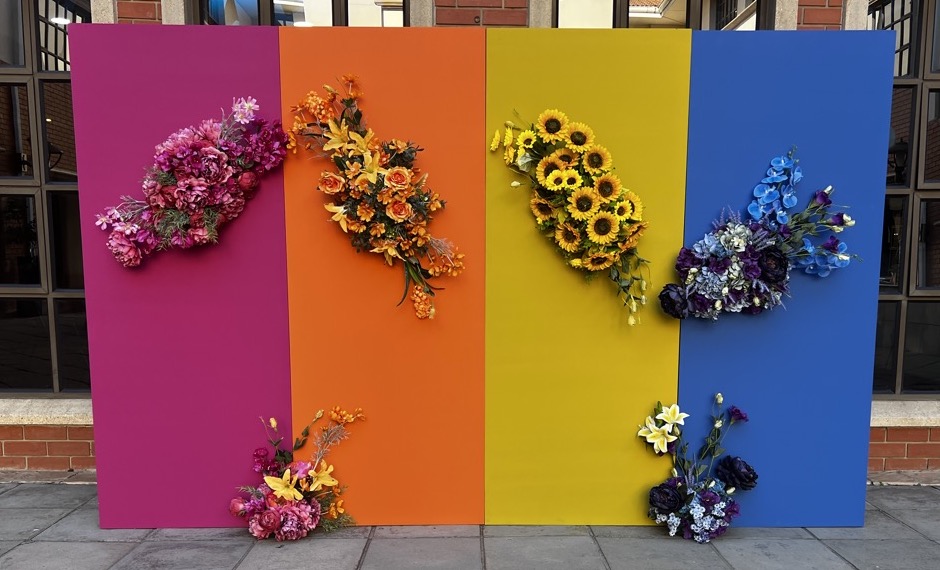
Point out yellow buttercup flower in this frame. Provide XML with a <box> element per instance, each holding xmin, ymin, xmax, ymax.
<box><xmin>594</xmin><ymin>173</ymin><xmax>622</xmax><ymax>203</ymax></box>
<box><xmin>554</xmin><ymin>223</ymin><xmax>582</xmax><ymax>253</ymax></box>
<box><xmin>586</xmin><ymin>211</ymin><xmax>620</xmax><ymax>245</ymax></box>
<box><xmin>621</xmin><ymin>191</ymin><xmax>644</xmax><ymax>221</ymax></box>
<box><xmin>516</xmin><ymin>130</ymin><xmax>537</xmax><ymax>149</ymax></box>
<box><xmin>310</xmin><ymin>460</ymin><xmax>338</xmax><ymax>491</ymax></box>
<box><xmin>536</xmin><ymin>156</ymin><xmax>564</xmax><ymax>186</ymax></box>
<box><xmin>560</xmin><ymin>168</ymin><xmax>582</xmax><ymax>190</ymax></box>
<box><xmin>536</xmin><ymin>109</ymin><xmax>569</xmax><ymax>143</ymax></box>
<box><xmin>582</xmin><ymin>144</ymin><xmax>613</xmax><ymax>174</ymax></box>
<box><xmin>582</xmin><ymin>250</ymin><xmax>615</xmax><ymax>271</ymax></box>
<box><xmin>530</xmin><ymin>196</ymin><xmax>555</xmax><ymax>223</ymax></box>
<box><xmin>545</xmin><ymin>170</ymin><xmax>567</xmax><ymax>192</ymax></box>
<box><xmin>264</xmin><ymin>470</ymin><xmax>304</xmax><ymax>501</ymax></box>
<box><xmin>489</xmin><ymin>130</ymin><xmax>500</xmax><ymax>151</ymax></box>
<box><xmin>565</xmin><ymin>122</ymin><xmax>595</xmax><ymax>153</ymax></box>
<box><xmin>567</xmin><ymin>188</ymin><xmax>600</xmax><ymax>221</ymax></box>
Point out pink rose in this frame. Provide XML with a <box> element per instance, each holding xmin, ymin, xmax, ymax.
<box><xmin>230</xmin><ymin>498</ymin><xmax>246</xmax><ymax>517</ymax></box>
<box><xmin>238</xmin><ymin>171</ymin><xmax>259</xmax><ymax>192</ymax></box>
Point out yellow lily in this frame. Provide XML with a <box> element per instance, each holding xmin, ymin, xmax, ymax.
<box><xmin>323</xmin><ymin>119</ymin><xmax>350</xmax><ymax>153</ymax></box>
<box><xmin>310</xmin><ymin>460</ymin><xmax>338</xmax><ymax>491</ymax></box>
<box><xmin>370</xmin><ymin>241</ymin><xmax>400</xmax><ymax>265</ymax></box>
<box><xmin>655</xmin><ymin>404</ymin><xmax>689</xmax><ymax>427</ymax></box>
<box><xmin>637</xmin><ymin>416</ymin><xmax>677</xmax><ymax>454</ymax></box>
<box><xmin>349</xmin><ymin>129</ymin><xmax>376</xmax><ymax>154</ymax></box>
<box><xmin>264</xmin><ymin>469</ymin><xmax>304</xmax><ymax>501</ymax></box>
<box><xmin>359</xmin><ymin>151</ymin><xmax>386</xmax><ymax>185</ymax></box>
<box><xmin>324</xmin><ymin>204</ymin><xmax>349</xmax><ymax>232</ymax></box>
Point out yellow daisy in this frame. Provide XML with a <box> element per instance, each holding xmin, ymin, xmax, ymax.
<box><xmin>560</xmin><ymin>168</ymin><xmax>583</xmax><ymax>190</ymax></box>
<box><xmin>613</xmin><ymin>200</ymin><xmax>633</xmax><ymax>221</ymax></box>
<box><xmin>554</xmin><ymin>223</ymin><xmax>582</xmax><ymax>253</ymax></box>
<box><xmin>582</xmin><ymin>145</ymin><xmax>613</xmax><ymax>174</ymax></box>
<box><xmin>622</xmin><ymin>190</ymin><xmax>644</xmax><ymax>221</ymax></box>
<box><xmin>529</xmin><ymin>195</ymin><xmax>556</xmax><ymax>223</ymax></box>
<box><xmin>536</xmin><ymin>156</ymin><xmax>564</xmax><ymax>186</ymax></box>
<box><xmin>551</xmin><ymin>148</ymin><xmax>580</xmax><ymax>169</ymax></box>
<box><xmin>567</xmin><ymin>188</ymin><xmax>600</xmax><ymax>221</ymax></box>
<box><xmin>516</xmin><ymin>130</ymin><xmax>537</xmax><ymax>149</ymax></box>
<box><xmin>583</xmin><ymin>251</ymin><xmax>616</xmax><ymax>271</ymax></box>
<box><xmin>489</xmin><ymin>130</ymin><xmax>500</xmax><ymax>151</ymax></box>
<box><xmin>536</xmin><ymin>109</ymin><xmax>569</xmax><ymax>143</ymax></box>
<box><xmin>545</xmin><ymin>170</ymin><xmax>567</xmax><ymax>192</ymax></box>
<box><xmin>565</xmin><ymin>122</ymin><xmax>595</xmax><ymax>153</ymax></box>
<box><xmin>594</xmin><ymin>173</ymin><xmax>622</xmax><ymax>203</ymax></box>
<box><xmin>586</xmin><ymin>211</ymin><xmax>620</xmax><ymax>245</ymax></box>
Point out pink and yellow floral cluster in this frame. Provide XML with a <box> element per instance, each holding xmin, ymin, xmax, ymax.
<box><xmin>289</xmin><ymin>75</ymin><xmax>463</xmax><ymax>319</ymax></box>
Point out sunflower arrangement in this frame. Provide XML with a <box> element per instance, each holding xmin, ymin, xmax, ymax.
<box><xmin>288</xmin><ymin>75</ymin><xmax>464</xmax><ymax>319</ymax></box>
<box><xmin>491</xmin><ymin>110</ymin><xmax>649</xmax><ymax>324</ymax></box>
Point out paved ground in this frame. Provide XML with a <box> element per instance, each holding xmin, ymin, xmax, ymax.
<box><xmin>1</xmin><ymin>473</ymin><xmax>940</xmax><ymax>569</ymax></box>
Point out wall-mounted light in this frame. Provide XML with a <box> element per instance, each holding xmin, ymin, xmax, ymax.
<box><xmin>50</xmin><ymin>17</ymin><xmax>71</xmax><ymax>26</ymax></box>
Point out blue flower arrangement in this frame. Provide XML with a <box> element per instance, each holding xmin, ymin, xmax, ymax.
<box><xmin>659</xmin><ymin>148</ymin><xmax>856</xmax><ymax>320</ymax></box>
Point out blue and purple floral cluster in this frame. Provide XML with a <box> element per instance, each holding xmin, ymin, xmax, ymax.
<box><xmin>659</xmin><ymin>149</ymin><xmax>855</xmax><ymax>320</ymax></box>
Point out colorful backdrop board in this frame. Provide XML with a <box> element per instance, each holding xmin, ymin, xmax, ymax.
<box><xmin>70</xmin><ymin>24</ymin><xmax>292</xmax><ymax>528</ymax></box>
<box><xmin>279</xmin><ymin>28</ymin><xmax>487</xmax><ymax>525</ymax></box>
<box><xmin>679</xmin><ymin>31</ymin><xmax>895</xmax><ymax>527</ymax></box>
<box><xmin>484</xmin><ymin>29</ymin><xmax>690</xmax><ymax>525</ymax></box>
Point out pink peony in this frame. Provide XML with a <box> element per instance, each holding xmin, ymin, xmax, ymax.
<box><xmin>229</xmin><ymin>498</ymin><xmax>246</xmax><ymax>517</ymax></box>
<box><xmin>107</xmin><ymin>231</ymin><xmax>143</xmax><ymax>268</ymax></box>
<box><xmin>237</xmin><ymin>171</ymin><xmax>259</xmax><ymax>192</ymax></box>
<box><xmin>195</xmin><ymin>119</ymin><xmax>223</xmax><ymax>144</ymax></box>
<box><xmin>248</xmin><ymin>508</ymin><xmax>282</xmax><ymax>540</ymax></box>
<box><xmin>272</xmin><ymin>503</ymin><xmax>317</xmax><ymax>542</ymax></box>
<box><xmin>196</xmin><ymin>146</ymin><xmax>233</xmax><ymax>186</ymax></box>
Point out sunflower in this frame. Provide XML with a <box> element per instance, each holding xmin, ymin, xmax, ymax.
<box><xmin>612</xmin><ymin>200</ymin><xmax>633</xmax><ymax>221</ymax></box>
<box><xmin>619</xmin><ymin>221</ymin><xmax>649</xmax><ymax>251</ymax></box>
<box><xmin>529</xmin><ymin>195</ymin><xmax>556</xmax><ymax>223</ymax></box>
<box><xmin>502</xmin><ymin>128</ymin><xmax>514</xmax><ymax>148</ymax></box>
<box><xmin>536</xmin><ymin>109</ymin><xmax>570</xmax><ymax>143</ymax></box>
<box><xmin>560</xmin><ymin>168</ymin><xmax>583</xmax><ymax>190</ymax></box>
<box><xmin>582</xmin><ymin>145</ymin><xmax>613</xmax><ymax>174</ymax></box>
<box><xmin>621</xmin><ymin>190</ymin><xmax>644</xmax><ymax>220</ymax></box>
<box><xmin>567</xmin><ymin>188</ymin><xmax>600</xmax><ymax>220</ymax></box>
<box><xmin>554</xmin><ymin>223</ymin><xmax>582</xmax><ymax>253</ymax></box>
<box><xmin>503</xmin><ymin>145</ymin><xmax>516</xmax><ymax>166</ymax></box>
<box><xmin>516</xmin><ymin>130</ymin><xmax>537</xmax><ymax>149</ymax></box>
<box><xmin>565</xmin><ymin>122</ymin><xmax>595</xmax><ymax>153</ymax></box>
<box><xmin>551</xmin><ymin>148</ymin><xmax>580</xmax><ymax>169</ymax></box>
<box><xmin>536</xmin><ymin>156</ymin><xmax>564</xmax><ymax>186</ymax></box>
<box><xmin>594</xmin><ymin>173</ymin><xmax>622</xmax><ymax>203</ymax></box>
<box><xmin>583</xmin><ymin>251</ymin><xmax>616</xmax><ymax>271</ymax></box>
<box><xmin>489</xmin><ymin>130</ymin><xmax>500</xmax><ymax>151</ymax></box>
<box><xmin>586</xmin><ymin>211</ymin><xmax>620</xmax><ymax>245</ymax></box>
<box><xmin>545</xmin><ymin>170</ymin><xmax>567</xmax><ymax>192</ymax></box>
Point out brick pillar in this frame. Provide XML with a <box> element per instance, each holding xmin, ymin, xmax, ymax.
<box><xmin>797</xmin><ymin>0</ymin><xmax>844</xmax><ymax>30</ymax></box>
<box><xmin>434</xmin><ymin>0</ymin><xmax>528</xmax><ymax>27</ymax></box>
<box><xmin>117</xmin><ymin>0</ymin><xmax>163</xmax><ymax>24</ymax></box>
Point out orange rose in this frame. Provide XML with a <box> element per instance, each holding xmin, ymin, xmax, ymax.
<box><xmin>318</xmin><ymin>172</ymin><xmax>346</xmax><ymax>195</ymax></box>
<box><xmin>386</xmin><ymin>200</ymin><xmax>414</xmax><ymax>222</ymax></box>
<box><xmin>385</xmin><ymin>167</ymin><xmax>412</xmax><ymax>191</ymax></box>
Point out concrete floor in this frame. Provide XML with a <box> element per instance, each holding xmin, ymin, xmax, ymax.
<box><xmin>1</xmin><ymin>473</ymin><xmax>940</xmax><ymax>569</ymax></box>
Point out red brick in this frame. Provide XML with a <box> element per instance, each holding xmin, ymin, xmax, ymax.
<box><xmin>930</xmin><ymin>428</ymin><xmax>940</xmax><ymax>442</ymax></box>
<box><xmin>828</xmin><ymin>0</ymin><xmax>842</xmax><ymax>6</ymax></box>
<box><xmin>47</xmin><ymin>441</ymin><xmax>91</xmax><ymax>457</ymax></box>
<box><xmin>887</xmin><ymin>427</ymin><xmax>929</xmax><ymax>442</ymax></box>
<box><xmin>0</xmin><ymin>426</ymin><xmax>23</xmax><ymax>440</ymax></box>
<box><xmin>435</xmin><ymin>0</ymin><xmax>456</xmax><ymax>5</ymax></box>
<box><xmin>505</xmin><ymin>0</ymin><xmax>528</xmax><ymax>7</ymax></box>
<box><xmin>70</xmin><ymin>457</ymin><xmax>97</xmax><ymax>470</ymax></box>
<box><xmin>928</xmin><ymin>458</ymin><xmax>940</xmax><ymax>470</ymax></box>
<box><xmin>885</xmin><ymin>457</ymin><xmax>928</xmax><ymax>470</ymax></box>
<box><xmin>798</xmin><ymin>0</ymin><xmax>827</xmax><ymax>5</ymax></box>
<box><xmin>26</xmin><ymin>456</ymin><xmax>70</xmax><ymax>470</ymax></box>
<box><xmin>458</xmin><ymin>0</ymin><xmax>501</xmax><ymax>6</ymax></box>
<box><xmin>824</xmin><ymin>25</ymin><xmax>842</xmax><ymax>30</ymax></box>
<box><xmin>907</xmin><ymin>443</ymin><xmax>940</xmax><ymax>458</ymax></box>
<box><xmin>870</xmin><ymin>427</ymin><xmax>886</xmax><ymax>443</ymax></box>
<box><xmin>796</xmin><ymin>24</ymin><xmax>826</xmax><ymax>30</ymax></box>
<box><xmin>0</xmin><ymin>457</ymin><xmax>26</xmax><ymax>469</ymax></box>
<box><xmin>24</xmin><ymin>426</ymin><xmax>67</xmax><ymax>441</ymax></box>
<box><xmin>802</xmin><ymin>7</ymin><xmax>842</xmax><ymax>25</ymax></box>
<box><xmin>868</xmin><ymin>457</ymin><xmax>885</xmax><ymax>471</ymax></box>
<box><xmin>482</xmin><ymin>8</ymin><xmax>527</xmax><ymax>26</ymax></box>
<box><xmin>3</xmin><ymin>441</ymin><xmax>47</xmax><ymax>456</ymax></box>
<box><xmin>117</xmin><ymin>1</ymin><xmax>157</xmax><ymax>20</ymax></box>
<box><xmin>67</xmin><ymin>426</ymin><xmax>94</xmax><ymax>441</ymax></box>
<box><xmin>435</xmin><ymin>7</ymin><xmax>481</xmax><ymax>25</ymax></box>
<box><xmin>869</xmin><ymin>442</ymin><xmax>907</xmax><ymax>458</ymax></box>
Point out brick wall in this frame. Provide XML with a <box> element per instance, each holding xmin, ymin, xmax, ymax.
<box><xmin>870</xmin><ymin>427</ymin><xmax>940</xmax><ymax>471</ymax></box>
<box><xmin>117</xmin><ymin>0</ymin><xmax>162</xmax><ymax>24</ymax></box>
<box><xmin>0</xmin><ymin>425</ymin><xmax>95</xmax><ymax>471</ymax></box>
<box><xmin>796</xmin><ymin>0</ymin><xmax>843</xmax><ymax>30</ymax></box>
<box><xmin>435</xmin><ymin>0</ymin><xmax>528</xmax><ymax>26</ymax></box>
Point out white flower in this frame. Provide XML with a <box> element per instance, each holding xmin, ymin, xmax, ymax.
<box><xmin>714</xmin><ymin>419</ymin><xmax>723</xmax><ymax>429</ymax></box>
<box><xmin>844</xmin><ymin>214</ymin><xmax>855</xmax><ymax>227</ymax></box>
<box><xmin>628</xmin><ymin>315</ymin><xmax>636</xmax><ymax>326</ymax></box>
<box><xmin>656</xmin><ymin>404</ymin><xmax>690</xmax><ymax>427</ymax></box>
<box><xmin>640</xmin><ymin>280</ymin><xmax>648</xmax><ymax>292</ymax></box>
<box><xmin>640</xmin><ymin>295</ymin><xmax>647</xmax><ymax>305</ymax></box>
<box><xmin>715</xmin><ymin>393</ymin><xmax>723</xmax><ymax>404</ymax></box>
<box><xmin>510</xmin><ymin>181</ymin><xmax>522</xmax><ymax>188</ymax></box>
<box><xmin>727</xmin><ymin>487</ymin><xmax>735</xmax><ymax>495</ymax></box>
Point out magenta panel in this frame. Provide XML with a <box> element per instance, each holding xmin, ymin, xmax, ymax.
<box><xmin>70</xmin><ymin>24</ymin><xmax>290</xmax><ymax>528</ymax></box>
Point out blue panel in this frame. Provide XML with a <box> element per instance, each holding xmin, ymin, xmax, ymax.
<box><xmin>680</xmin><ymin>31</ymin><xmax>894</xmax><ymax>527</ymax></box>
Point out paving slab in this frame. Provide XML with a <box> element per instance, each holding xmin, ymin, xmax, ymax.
<box><xmin>236</xmin><ymin>538</ymin><xmax>366</xmax><ymax>570</ymax></box>
<box><xmin>0</xmin><ymin>508</ymin><xmax>71</xmax><ymax>541</ymax></box>
<box><xmin>484</xmin><ymin>525</ymin><xmax>590</xmax><ymax>537</ymax></box>
<box><xmin>885</xmin><ymin>507</ymin><xmax>940</xmax><ymax>541</ymax></box>
<box><xmin>712</xmin><ymin>538</ymin><xmax>853</xmax><ymax>570</ymax></box>
<box><xmin>721</xmin><ymin>527</ymin><xmax>815</xmax><ymax>539</ymax></box>
<box><xmin>806</xmin><ymin>510</ymin><xmax>924</xmax><ymax>540</ymax></box>
<box><xmin>110</xmin><ymin>540</ymin><xmax>253</xmax><ymax>570</ymax></box>
<box><xmin>63</xmin><ymin>472</ymin><xmax>97</xmax><ymax>484</ymax></box>
<box><xmin>0</xmin><ymin>484</ymin><xmax>17</xmax><ymax>496</ymax></box>
<box><xmin>591</xmin><ymin>525</ymin><xmax>665</xmax><ymax>539</ymax></box>
<box><xmin>0</xmin><ymin>540</ymin><xmax>136</xmax><ymax>569</ymax></box>
<box><xmin>148</xmin><ymin>527</ymin><xmax>253</xmax><ymax>541</ymax></box>
<box><xmin>312</xmin><ymin>526</ymin><xmax>372</xmax><ymax>539</ymax></box>
<box><xmin>597</xmin><ymin>537</ymin><xmax>731</xmax><ymax>570</ymax></box>
<box><xmin>865</xmin><ymin>486</ymin><xmax>940</xmax><ymax>511</ymax></box>
<box><xmin>0</xmin><ymin>483</ymin><xmax>96</xmax><ymax>509</ymax></box>
<box><xmin>486</xmin><ymin>536</ymin><xmax>607</xmax><ymax>570</ymax></box>
<box><xmin>0</xmin><ymin>542</ymin><xmax>19</xmax><ymax>557</ymax></box>
<box><xmin>361</xmin><ymin>537</ymin><xmax>481</xmax><ymax>570</ymax></box>
<box><xmin>374</xmin><ymin>525</ymin><xmax>480</xmax><ymax>538</ymax></box>
<box><xmin>824</xmin><ymin>538</ymin><xmax>940</xmax><ymax>570</ymax></box>
<box><xmin>34</xmin><ymin>508</ymin><xmax>153</xmax><ymax>542</ymax></box>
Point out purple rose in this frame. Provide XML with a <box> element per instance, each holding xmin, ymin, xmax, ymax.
<box><xmin>757</xmin><ymin>246</ymin><xmax>788</xmax><ymax>284</ymax></box>
<box><xmin>658</xmin><ymin>284</ymin><xmax>690</xmax><ymax>319</ymax></box>
<box><xmin>728</xmin><ymin>405</ymin><xmax>749</xmax><ymax>423</ymax></box>
<box><xmin>649</xmin><ymin>483</ymin><xmax>684</xmax><ymax>512</ymax></box>
<box><xmin>715</xmin><ymin>456</ymin><xmax>758</xmax><ymax>491</ymax></box>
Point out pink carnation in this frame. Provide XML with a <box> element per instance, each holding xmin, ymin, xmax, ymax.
<box><xmin>107</xmin><ymin>231</ymin><xmax>143</xmax><ymax>268</ymax></box>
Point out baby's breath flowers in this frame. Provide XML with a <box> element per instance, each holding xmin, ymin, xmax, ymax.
<box><xmin>491</xmin><ymin>109</ymin><xmax>650</xmax><ymax>324</ymax></box>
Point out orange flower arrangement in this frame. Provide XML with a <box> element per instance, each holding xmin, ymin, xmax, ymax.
<box><xmin>289</xmin><ymin>75</ymin><xmax>463</xmax><ymax>319</ymax></box>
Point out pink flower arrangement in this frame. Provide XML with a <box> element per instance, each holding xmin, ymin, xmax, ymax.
<box><xmin>95</xmin><ymin>97</ymin><xmax>288</xmax><ymax>268</ymax></box>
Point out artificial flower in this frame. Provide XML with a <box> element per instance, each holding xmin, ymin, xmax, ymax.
<box><xmin>565</xmin><ymin>122</ymin><xmax>595</xmax><ymax>152</ymax></box>
<box><xmin>586</xmin><ymin>212</ymin><xmax>620</xmax><ymax>245</ymax></box>
<box><xmin>583</xmin><ymin>251</ymin><xmax>615</xmax><ymax>271</ymax></box>
<box><xmin>655</xmin><ymin>404</ymin><xmax>689</xmax><ymax>427</ymax></box>
<box><xmin>530</xmin><ymin>196</ymin><xmax>555</xmax><ymax>223</ymax></box>
<box><xmin>490</xmin><ymin>130</ymin><xmax>500</xmax><ymax>151</ymax></box>
<box><xmin>637</xmin><ymin>417</ymin><xmax>677</xmax><ymax>454</ymax></box>
<box><xmin>264</xmin><ymin>469</ymin><xmax>304</xmax><ymax>501</ymax></box>
<box><xmin>554</xmin><ymin>223</ymin><xmax>582</xmax><ymax>253</ymax></box>
<box><xmin>621</xmin><ymin>191</ymin><xmax>643</xmax><ymax>220</ymax></box>
<box><xmin>536</xmin><ymin>156</ymin><xmax>563</xmax><ymax>186</ymax></box>
<box><xmin>536</xmin><ymin>109</ymin><xmax>569</xmax><ymax>143</ymax></box>
<box><xmin>310</xmin><ymin>460</ymin><xmax>338</xmax><ymax>491</ymax></box>
<box><xmin>594</xmin><ymin>173</ymin><xmax>622</xmax><ymax>203</ymax></box>
<box><xmin>582</xmin><ymin>144</ymin><xmax>612</xmax><ymax>174</ymax></box>
<box><xmin>517</xmin><ymin>130</ymin><xmax>537</xmax><ymax>149</ymax></box>
<box><xmin>567</xmin><ymin>188</ymin><xmax>600</xmax><ymax>221</ymax></box>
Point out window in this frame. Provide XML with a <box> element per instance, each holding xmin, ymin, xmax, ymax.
<box><xmin>0</xmin><ymin>1</ymin><xmax>90</xmax><ymax>393</ymax></box>
<box><xmin>197</xmin><ymin>0</ymin><xmax>407</xmax><ymax>27</ymax></box>
<box><xmin>553</xmin><ymin>0</ymin><xmax>765</xmax><ymax>30</ymax></box>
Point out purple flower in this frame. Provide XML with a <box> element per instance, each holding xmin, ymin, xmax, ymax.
<box><xmin>813</xmin><ymin>189</ymin><xmax>832</xmax><ymax>206</ymax></box>
<box><xmin>707</xmin><ymin>256</ymin><xmax>732</xmax><ymax>274</ymax></box>
<box><xmin>675</xmin><ymin>247</ymin><xmax>701</xmax><ymax>274</ymax></box>
<box><xmin>724</xmin><ymin>499</ymin><xmax>741</xmax><ymax>522</ymax></box>
<box><xmin>650</xmin><ymin>483</ymin><xmax>684</xmax><ymax>512</ymax></box>
<box><xmin>715</xmin><ymin>456</ymin><xmax>759</xmax><ymax>491</ymax></box>
<box><xmin>659</xmin><ymin>284</ymin><xmax>690</xmax><ymax>319</ymax></box>
<box><xmin>699</xmin><ymin>490</ymin><xmax>720</xmax><ymax>508</ymax></box>
<box><xmin>728</xmin><ymin>406</ymin><xmax>749</xmax><ymax>423</ymax></box>
<box><xmin>757</xmin><ymin>246</ymin><xmax>788</xmax><ymax>285</ymax></box>
<box><xmin>822</xmin><ymin>235</ymin><xmax>841</xmax><ymax>253</ymax></box>
<box><xmin>778</xmin><ymin>224</ymin><xmax>792</xmax><ymax>239</ymax></box>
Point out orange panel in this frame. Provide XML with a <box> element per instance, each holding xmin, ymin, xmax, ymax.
<box><xmin>279</xmin><ymin>27</ymin><xmax>486</xmax><ymax>525</ymax></box>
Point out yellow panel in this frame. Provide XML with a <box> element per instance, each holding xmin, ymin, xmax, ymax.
<box><xmin>485</xmin><ymin>29</ymin><xmax>690</xmax><ymax>525</ymax></box>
